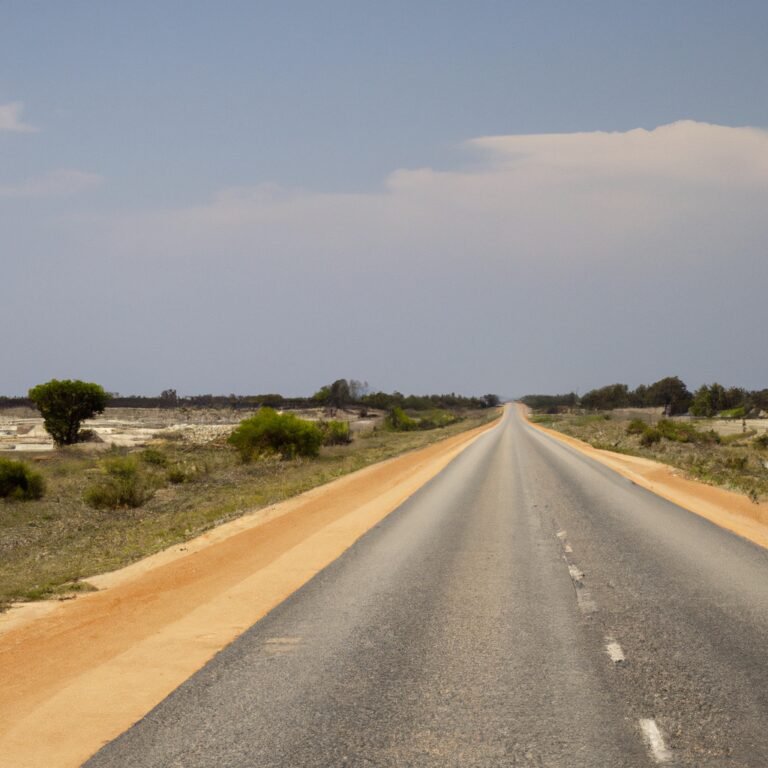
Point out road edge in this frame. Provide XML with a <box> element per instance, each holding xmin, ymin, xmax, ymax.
<box><xmin>520</xmin><ymin>404</ymin><xmax>768</xmax><ymax>551</ymax></box>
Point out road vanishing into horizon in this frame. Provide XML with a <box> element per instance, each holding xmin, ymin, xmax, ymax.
<box><xmin>85</xmin><ymin>407</ymin><xmax>768</xmax><ymax>767</ymax></box>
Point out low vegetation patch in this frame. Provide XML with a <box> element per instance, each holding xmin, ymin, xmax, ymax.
<box><xmin>536</xmin><ymin>409</ymin><xmax>768</xmax><ymax>503</ymax></box>
<box><xmin>84</xmin><ymin>455</ymin><xmax>157</xmax><ymax>510</ymax></box>
<box><xmin>385</xmin><ymin>406</ymin><xmax>463</xmax><ymax>432</ymax></box>
<box><xmin>228</xmin><ymin>408</ymin><xmax>323</xmax><ymax>461</ymax></box>
<box><xmin>0</xmin><ymin>458</ymin><xmax>45</xmax><ymax>501</ymax></box>
<box><xmin>385</xmin><ymin>407</ymin><xmax>419</xmax><ymax>432</ymax></box>
<box><xmin>0</xmin><ymin>407</ymin><xmax>500</xmax><ymax>611</ymax></box>
<box><xmin>318</xmin><ymin>419</ymin><xmax>351</xmax><ymax>446</ymax></box>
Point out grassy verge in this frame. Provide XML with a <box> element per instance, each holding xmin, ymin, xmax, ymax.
<box><xmin>0</xmin><ymin>409</ymin><xmax>500</xmax><ymax>611</ymax></box>
<box><xmin>531</xmin><ymin>411</ymin><xmax>768</xmax><ymax>504</ymax></box>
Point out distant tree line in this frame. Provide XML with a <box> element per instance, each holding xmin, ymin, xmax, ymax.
<box><xmin>312</xmin><ymin>379</ymin><xmax>500</xmax><ymax>411</ymax></box>
<box><xmin>2</xmin><ymin>380</ymin><xmax>500</xmax><ymax>413</ymax></box>
<box><xmin>522</xmin><ymin>376</ymin><xmax>768</xmax><ymax>417</ymax></box>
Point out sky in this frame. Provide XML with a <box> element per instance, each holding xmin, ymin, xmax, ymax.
<box><xmin>2</xmin><ymin>1</ymin><xmax>767</xmax><ymax>398</ymax></box>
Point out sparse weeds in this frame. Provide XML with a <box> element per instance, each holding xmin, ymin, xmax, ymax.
<box><xmin>318</xmin><ymin>419</ymin><xmax>352</xmax><ymax>446</ymax></box>
<box><xmin>1</xmin><ymin>409</ymin><xmax>499</xmax><ymax>609</ymax></box>
<box><xmin>544</xmin><ymin>411</ymin><xmax>768</xmax><ymax>503</ymax></box>
<box><xmin>84</xmin><ymin>456</ymin><xmax>156</xmax><ymax>509</ymax></box>
<box><xmin>141</xmin><ymin>447</ymin><xmax>168</xmax><ymax>466</ymax></box>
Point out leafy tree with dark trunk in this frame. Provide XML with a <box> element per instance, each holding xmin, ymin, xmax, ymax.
<box><xmin>329</xmin><ymin>379</ymin><xmax>352</xmax><ymax>409</ymax></box>
<box><xmin>28</xmin><ymin>379</ymin><xmax>109</xmax><ymax>446</ymax></box>
<box><xmin>645</xmin><ymin>376</ymin><xmax>692</xmax><ymax>416</ymax></box>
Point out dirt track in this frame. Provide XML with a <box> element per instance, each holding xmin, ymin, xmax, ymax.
<box><xmin>0</xmin><ymin>420</ymin><xmax>497</xmax><ymax>768</ymax></box>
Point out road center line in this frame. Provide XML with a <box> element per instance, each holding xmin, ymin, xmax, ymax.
<box><xmin>639</xmin><ymin>718</ymin><xmax>673</xmax><ymax>763</ymax></box>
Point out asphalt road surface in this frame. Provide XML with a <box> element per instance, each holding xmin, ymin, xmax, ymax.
<box><xmin>84</xmin><ymin>407</ymin><xmax>768</xmax><ymax>767</ymax></box>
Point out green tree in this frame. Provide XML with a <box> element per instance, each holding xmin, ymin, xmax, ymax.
<box><xmin>581</xmin><ymin>383</ymin><xmax>630</xmax><ymax>410</ymax></box>
<box><xmin>329</xmin><ymin>379</ymin><xmax>351</xmax><ymax>409</ymax></box>
<box><xmin>28</xmin><ymin>379</ymin><xmax>109</xmax><ymax>446</ymax></box>
<box><xmin>690</xmin><ymin>385</ymin><xmax>716</xmax><ymax>417</ymax></box>
<box><xmin>645</xmin><ymin>376</ymin><xmax>692</xmax><ymax>416</ymax></box>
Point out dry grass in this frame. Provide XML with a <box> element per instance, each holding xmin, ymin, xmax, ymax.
<box><xmin>0</xmin><ymin>409</ymin><xmax>500</xmax><ymax>611</ymax></box>
<box><xmin>535</xmin><ymin>411</ymin><xmax>768</xmax><ymax>504</ymax></box>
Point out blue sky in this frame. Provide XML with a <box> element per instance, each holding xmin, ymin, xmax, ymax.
<box><xmin>2</xmin><ymin>2</ymin><xmax>767</xmax><ymax>396</ymax></box>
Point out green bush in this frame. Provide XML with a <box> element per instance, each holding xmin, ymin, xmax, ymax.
<box><xmin>655</xmin><ymin>419</ymin><xmax>720</xmax><ymax>445</ymax></box>
<box><xmin>725</xmin><ymin>455</ymin><xmax>748</xmax><ymax>471</ymax></box>
<box><xmin>626</xmin><ymin>419</ymin><xmax>646</xmax><ymax>435</ymax></box>
<box><xmin>640</xmin><ymin>427</ymin><xmax>661</xmax><ymax>446</ymax></box>
<box><xmin>0</xmin><ymin>458</ymin><xmax>46</xmax><ymax>500</ymax></box>
<box><xmin>319</xmin><ymin>420</ymin><xmax>352</xmax><ymax>446</ymax></box>
<box><xmin>84</xmin><ymin>456</ymin><xmax>154</xmax><ymax>509</ymax></box>
<box><xmin>165</xmin><ymin>461</ymin><xmax>205</xmax><ymax>484</ymax></box>
<box><xmin>228</xmin><ymin>408</ymin><xmax>323</xmax><ymax>461</ymax></box>
<box><xmin>141</xmin><ymin>447</ymin><xmax>168</xmax><ymax>466</ymax></box>
<box><xmin>416</xmin><ymin>409</ymin><xmax>462</xmax><ymax>430</ymax></box>
<box><xmin>754</xmin><ymin>433</ymin><xmax>768</xmax><ymax>449</ymax></box>
<box><xmin>166</xmin><ymin>465</ymin><xmax>188</xmax><ymax>484</ymax></box>
<box><xmin>719</xmin><ymin>406</ymin><xmax>746</xmax><ymax>419</ymax></box>
<box><xmin>385</xmin><ymin>407</ymin><xmax>418</xmax><ymax>432</ymax></box>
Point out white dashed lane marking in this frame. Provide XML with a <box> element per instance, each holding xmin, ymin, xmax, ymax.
<box><xmin>605</xmin><ymin>637</ymin><xmax>625</xmax><ymax>663</ymax></box>
<box><xmin>639</xmin><ymin>718</ymin><xmax>673</xmax><ymax>763</ymax></box>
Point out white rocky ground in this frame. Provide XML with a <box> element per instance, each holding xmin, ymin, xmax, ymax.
<box><xmin>0</xmin><ymin>407</ymin><xmax>379</xmax><ymax>452</ymax></box>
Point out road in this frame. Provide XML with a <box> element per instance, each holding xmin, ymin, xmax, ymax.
<box><xmin>84</xmin><ymin>406</ymin><xmax>768</xmax><ymax>767</ymax></box>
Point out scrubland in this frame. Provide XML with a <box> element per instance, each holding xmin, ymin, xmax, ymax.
<box><xmin>0</xmin><ymin>407</ymin><xmax>499</xmax><ymax>611</ymax></box>
<box><xmin>530</xmin><ymin>410</ymin><xmax>768</xmax><ymax>504</ymax></box>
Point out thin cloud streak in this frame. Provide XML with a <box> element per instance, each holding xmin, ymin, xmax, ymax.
<box><xmin>0</xmin><ymin>169</ymin><xmax>103</xmax><ymax>198</ymax></box>
<box><xmin>0</xmin><ymin>101</ymin><xmax>38</xmax><ymax>133</ymax></box>
<box><xmin>75</xmin><ymin>120</ymin><xmax>768</xmax><ymax>272</ymax></box>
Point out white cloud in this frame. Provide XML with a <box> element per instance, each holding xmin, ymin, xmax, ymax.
<box><xmin>0</xmin><ymin>169</ymin><xmax>103</xmax><ymax>199</ymax></box>
<box><xmin>0</xmin><ymin>101</ymin><xmax>38</xmax><ymax>133</ymax></box>
<box><xmin>467</xmin><ymin>120</ymin><xmax>768</xmax><ymax>185</ymax></box>
<box><xmin>83</xmin><ymin>120</ymin><xmax>766</xmax><ymax>275</ymax></box>
<box><xmin>16</xmin><ymin>121</ymin><xmax>768</xmax><ymax>396</ymax></box>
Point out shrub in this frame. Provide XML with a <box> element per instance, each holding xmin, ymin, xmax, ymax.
<box><xmin>165</xmin><ymin>461</ymin><xmax>205</xmax><ymax>484</ymax></box>
<box><xmin>228</xmin><ymin>408</ymin><xmax>323</xmax><ymax>461</ymax></box>
<box><xmin>754</xmin><ymin>433</ymin><xmax>768</xmax><ymax>450</ymax></box>
<box><xmin>166</xmin><ymin>465</ymin><xmax>189</xmax><ymax>484</ymax></box>
<box><xmin>626</xmin><ymin>419</ymin><xmax>646</xmax><ymax>435</ymax></box>
<box><xmin>319</xmin><ymin>420</ymin><xmax>352</xmax><ymax>446</ymax></box>
<box><xmin>640</xmin><ymin>427</ymin><xmax>661</xmax><ymax>446</ymax></box>
<box><xmin>655</xmin><ymin>419</ymin><xmax>720</xmax><ymax>445</ymax></box>
<box><xmin>719</xmin><ymin>406</ymin><xmax>746</xmax><ymax>419</ymax></box>
<box><xmin>416</xmin><ymin>409</ymin><xmax>462</xmax><ymax>430</ymax></box>
<box><xmin>141</xmin><ymin>447</ymin><xmax>168</xmax><ymax>466</ymax></box>
<box><xmin>725</xmin><ymin>455</ymin><xmax>748</xmax><ymax>471</ymax></box>
<box><xmin>385</xmin><ymin>407</ymin><xmax>418</xmax><ymax>431</ymax></box>
<box><xmin>84</xmin><ymin>456</ymin><xmax>154</xmax><ymax>509</ymax></box>
<box><xmin>0</xmin><ymin>458</ymin><xmax>46</xmax><ymax>500</ymax></box>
